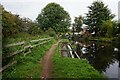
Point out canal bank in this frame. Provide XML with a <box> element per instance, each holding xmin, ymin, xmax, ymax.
<box><xmin>53</xmin><ymin>39</ymin><xmax>120</xmax><ymax>79</ymax></box>
<box><xmin>51</xmin><ymin>41</ymin><xmax>106</xmax><ymax>78</ymax></box>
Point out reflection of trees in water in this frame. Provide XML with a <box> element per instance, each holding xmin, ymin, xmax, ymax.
<box><xmin>61</xmin><ymin>40</ymin><xmax>120</xmax><ymax>71</ymax></box>
<box><xmin>78</xmin><ymin>42</ymin><xmax>118</xmax><ymax>72</ymax></box>
<box><xmin>116</xmin><ymin>51</ymin><xmax>120</xmax><ymax>68</ymax></box>
<box><xmin>112</xmin><ymin>42</ymin><xmax>120</xmax><ymax>68</ymax></box>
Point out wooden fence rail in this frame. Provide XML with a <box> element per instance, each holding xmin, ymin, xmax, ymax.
<box><xmin>4</xmin><ymin>41</ymin><xmax>25</xmax><ymax>48</ymax></box>
<box><xmin>1</xmin><ymin>37</ymin><xmax>53</xmax><ymax>72</ymax></box>
<box><xmin>4</xmin><ymin>37</ymin><xmax>53</xmax><ymax>48</ymax></box>
<box><xmin>30</xmin><ymin>37</ymin><xmax>52</xmax><ymax>43</ymax></box>
<box><xmin>0</xmin><ymin>61</ymin><xmax>17</xmax><ymax>73</ymax></box>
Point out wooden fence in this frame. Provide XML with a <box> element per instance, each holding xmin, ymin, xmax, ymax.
<box><xmin>1</xmin><ymin>37</ymin><xmax>53</xmax><ymax>72</ymax></box>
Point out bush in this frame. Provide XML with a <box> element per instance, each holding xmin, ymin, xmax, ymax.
<box><xmin>46</xmin><ymin>28</ymin><xmax>56</xmax><ymax>37</ymax></box>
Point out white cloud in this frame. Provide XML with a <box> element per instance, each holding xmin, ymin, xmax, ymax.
<box><xmin>1</xmin><ymin>0</ymin><xmax>119</xmax><ymax>22</ymax></box>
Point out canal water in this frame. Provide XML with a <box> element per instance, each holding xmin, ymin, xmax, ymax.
<box><xmin>61</xmin><ymin>41</ymin><xmax>120</xmax><ymax>79</ymax></box>
<box><xmin>77</xmin><ymin>41</ymin><xmax>120</xmax><ymax>79</ymax></box>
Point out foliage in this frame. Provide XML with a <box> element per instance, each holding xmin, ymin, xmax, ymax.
<box><xmin>2</xmin><ymin>9</ymin><xmax>21</xmax><ymax>37</ymax></box>
<box><xmin>83</xmin><ymin>35</ymin><xmax>89</xmax><ymax>42</ymax></box>
<box><xmin>112</xmin><ymin>22</ymin><xmax>120</xmax><ymax>36</ymax></box>
<box><xmin>60</xmin><ymin>39</ymin><xmax>69</xmax><ymax>43</ymax></box>
<box><xmin>100</xmin><ymin>20</ymin><xmax>120</xmax><ymax>37</ymax></box>
<box><xmin>36</xmin><ymin>2</ymin><xmax>71</xmax><ymax>34</ymax></box>
<box><xmin>2</xmin><ymin>39</ymin><xmax>56</xmax><ymax>78</ymax></box>
<box><xmin>2</xmin><ymin>33</ymin><xmax>52</xmax><ymax>68</ymax></box>
<box><xmin>46</xmin><ymin>28</ymin><xmax>56</xmax><ymax>37</ymax></box>
<box><xmin>27</xmin><ymin>22</ymin><xmax>43</xmax><ymax>36</ymax></box>
<box><xmin>51</xmin><ymin>46</ymin><xmax>105</xmax><ymax>78</ymax></box>
<box><xmin>85</xmin><ymin>1</ymin><xmax>115</xmax><ymax>36</ymax></box>
<box><xmin>1</xmin><ymin>5</ymin><xmax>44</xmax><ymax>38</ymax></box>
<box><xmin>91</xmin><ymin>37</ymin><xmax>115</xmax><ymax>42</ymax></box>
<box><xmin>118</xmin><ymin>22</ymin><xmax>120</xmax><ymax>34</ymax></box>
<box><xmin>74</xmin><ymin>15</ymin><xmax>83</xmax><ymax>33</ymax></box>
<box><xmin>101</xmin><ymin>20</ymin><xmax>113</xmax><ymax>37</ymax></box>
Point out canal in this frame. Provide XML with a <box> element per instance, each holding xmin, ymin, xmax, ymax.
<box><xmin>60</xmin><ymin>40</ymin><xmax>120</xmax><ymax>79</ymax></box>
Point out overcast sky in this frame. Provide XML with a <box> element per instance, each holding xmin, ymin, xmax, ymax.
<box><xmin>1</xmin><ymin>0</ymin><xmax>120</xmax><ymax>23</ymax></box>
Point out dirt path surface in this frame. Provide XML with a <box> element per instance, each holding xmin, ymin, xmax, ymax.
<box><xmin>41</xmin><ymin>41</ymin><xmax>60</xmax><ymax>79</ymax></box>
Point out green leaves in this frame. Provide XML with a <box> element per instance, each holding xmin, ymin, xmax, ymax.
<box><xmin>101</xmin><ymin>20</ymin><xmax>113</xmax><ymax>37</ymax></box>
<box><xmin>85</xmin><ymin>1</ymin><xmax>115</xmax><ymax>36</ymax></box>
<box><xmin>37</xmin><ymin>2</ymin><xmax>71</xmax><ymax>33</ymax></box>
<box><xmin>74</xmin><ymin>16</ymin><xmax>83</xmax><ymax>33</ymax></box>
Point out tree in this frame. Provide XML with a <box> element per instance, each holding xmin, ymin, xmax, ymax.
<box><xmin>85</xmin><ymin>1</ymin><xmax>115</xmax><ymax>36</ymax></box>
<box><xmin>2</xmin><ymin>5</ymin><xmax>43</xmax><ymax>38</ymax></box>
<box><xmin>36</xmin><ymin>2</ymin><xmax>71</xmax><ymax>34</ymax></box>
<box><xmin>112</xmin><ymin>21</ymin><xmax>119</xmax><ymax>36</ymax></box>
<box><xmin>101</xmin><ymin>20</ymin><xmax>113</xmax><ymax>37</ymax></box>
<box><xmin>74</xmin><ymin>16</ymin><xmax>83</xmax><ymax>33</ymax></box>
<box><xmin>28</xmin><ymin>22</ymin><xmax>43</xmax><ymax>35</ymax></box>
<box><xmin>116</xmin><ymin>22</ymin><xmax>120</xmax><ymax>35</ymax></box>
<box><xmin>2</xmin><ymin>8</ymin><xmax>20</xmax><ymax>37</ymax></box>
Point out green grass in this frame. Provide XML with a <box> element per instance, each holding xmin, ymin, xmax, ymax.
<box><xmin>3</xmin><ymin>33</ymin><xmax>52</xmax><ymax>56</ymax></box>
<box><xmin>51</xmin><ymin>46</ymin><xmax>106</xmax><ymax>79</ymax></box>
<box><xmin>2</xmin><ymin>39</ymin><xmax>56</xmax><ymax>78</ymax></box>
<box><xmin>60</xmin><ymin>39</ymin><xmax>69</xmax><ymax>43</ymax></box>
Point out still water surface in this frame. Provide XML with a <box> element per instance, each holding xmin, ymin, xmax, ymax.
<box><xmin>77</xmin><ymin>41</ymin><xmax>120</xmax><ymax>78</ymax></box>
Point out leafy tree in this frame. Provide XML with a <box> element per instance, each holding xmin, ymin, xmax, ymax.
<box><xmin>2</xmin><ymin>8</ymin><xmax>20</xmax><ymax>37</ymax></box>
<box><xmin>28</xmin><ymin>22</ymin><xmax>43</xmax><ymax>35</ymax></box>
<box><xmin>101</xmin><ymin>20</ymin><xmax>113</xmax><ymax>37</ymax></box>
<box><xmin>2</xmin><ymin>5</ymin><xmax>43</xmax><ymax>37</ymax></box>
<box><xmin>20</xmin><ymin>18</ymin><xmax>33</xmax><ymax>32</ymax></box>
<box><xmin>36</xmin><ymin>2</ymin><xmax>71</xmax><ymax>34</ymax></box>
<box><xmin>74</xmin><ymin>16</ymin><xmax>83</xmax><ymax>33</ymax></box>
<box><xmin>112</xmin><ymin>21</ymin><xmax>120</xmax><ymax>36</ymax></box>
<box><xmin>85</xmin><ymin>1</ymin><xmax>115</xmax><ymax>36</ymax></box>
<box><xmin>100</xmin><ymin>20</ymin><xmax>120</xmax><ymax>37</ymax></box>
<box><xmin>118</xmin><ymin>22</ymin><xmax>120</xmax><ymax>34</ymax></box>
<box><xmin>46</xmin><ymin>28</ymin><xmax>56</xmax><ymax>37</ymax></box>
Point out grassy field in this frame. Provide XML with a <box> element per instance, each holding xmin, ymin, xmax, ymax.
<box><xmin>2</xmin><ymin>38</ymin><xmax>56</xmax><ymax>78</ymax></box>
<box><xmin>51</xmin><ymin>45</ymin><xmax>106</xmax><ymax>79</ymax></box>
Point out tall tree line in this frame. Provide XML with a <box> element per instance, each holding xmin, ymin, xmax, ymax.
<box><xmin>1</xmin><ymin>4</ymin><xmax>42</xmax><ymax>38</ymax></box>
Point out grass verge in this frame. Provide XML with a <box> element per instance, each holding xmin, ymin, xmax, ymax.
<box><xmin>51</xmin><ymin>45</ymin><xmax>106</xmax><ymax>79</ymax></box>
<box><xmin>2</xmin><ymin>38</ymin><xmax>56</xmax><ymax>78</ymax></box>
